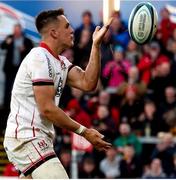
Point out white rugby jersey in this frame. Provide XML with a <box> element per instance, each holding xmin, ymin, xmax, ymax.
<box><xmin>5</xmin><ymin>42</ymin><xmax>73</xmax><ymax>139</ymax></box>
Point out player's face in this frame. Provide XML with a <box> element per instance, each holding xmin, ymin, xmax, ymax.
<box><xmin>56</xmin><ymin>15</ymin><xmax>74</xmax><ymax>48</ymax></box>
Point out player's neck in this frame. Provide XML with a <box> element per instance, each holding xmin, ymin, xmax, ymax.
<box><xmin>41</xmin><ymin>40</ymin><xmax>64</xmax><ymax>56</ymax></box>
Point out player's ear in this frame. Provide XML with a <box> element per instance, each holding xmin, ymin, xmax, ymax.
<box><xmin>50</xmin><ymin>29</ymin><xmax>58</xmax><ymax>39</ymax></box>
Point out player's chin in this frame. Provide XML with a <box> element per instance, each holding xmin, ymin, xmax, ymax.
<box><xmin>64</xmin><ymin>40</ymin><xmax>74</xmax><ymax>49</ymax></box>
<box><xmin>68</xmin><ymin>41</ymin><xmax>74</xmax><ymax>48</ymax></box>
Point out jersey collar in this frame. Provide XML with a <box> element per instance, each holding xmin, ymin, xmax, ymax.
<box><xmin>39</xmin><ymin>42</ymin><xmax>60</xmax><ymax>61</ymax></box>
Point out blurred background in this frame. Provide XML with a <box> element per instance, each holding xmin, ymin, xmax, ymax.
<box><xmin>0</xmin><ymin>0</ymin><xmax>176</xmax><ymax>178</ymax></box>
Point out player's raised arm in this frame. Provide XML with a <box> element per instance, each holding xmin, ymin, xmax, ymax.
<box><xmin>67</xmin><ymin>18</ymin><xmax>114</xmax><ymax>91</ymax></box>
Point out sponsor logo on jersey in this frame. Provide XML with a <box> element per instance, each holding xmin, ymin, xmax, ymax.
<box><xmin>45</xmin><ymin>55</ymin><xmax>53</xmax><ymax>78</ymax></box>
<box><xmin>61</xmin><ymin>60</ymin><xmax>66</xmax><ymax>71</ymax></box>
<box><xmin>37</xmin><ymin>139</ymin><xmax>48</xmax><ymax>152</ymax></box>
<box><xmin>56</xmin><ymin>77</ymin><xmax>63</xmax><ymax>97</ymax></box>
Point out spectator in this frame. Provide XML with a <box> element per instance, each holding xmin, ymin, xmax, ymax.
<box><xmin>167</xmin><ymin>28</ymin><xmax>176</xmax><ymax>53</ymax></box>
<box><xmin>87</xmin><ymin>90</ymin><xmax>120</xmax><ymax>126</ymax></box>
<box><xmin>137</xmin><ymin>44</ymin><xmax>151</xmax><ymax>85</ymax></box>
<box><xmin>137</xmin><ymin>41</ymin><xmax>170</xmax><ymax>87</ymax></box>
<box><xmin>126</xmin><ymin>66</ymin><xmax>140</xmax><ymax>85</ymax></box>
<box><xmin>59</xmin><ymin>149</ymin><xmax>71</xmax><ymax>177</ymax></box>
<box><xmin>102</xmin><ymin>45</ymin><xmax>131</xmax><ymax>88</ymax></box>
<box><xmin>79</xmin><ymin>156</ymin><xmax>105</xmax><ymax>178</ymax></box>
<box><xmin>167</xmin><ymin>32</ymin><xmax>176</xmax><ymax>76</ymax></box>
<box><xmin>98</xmin><ymin>90</ymin><xmax>120</xmax><ymax>126</ymax></box>
<box><xmin>65</xmin><ymin>99</ymin><xmax>92</xmax><ymax>128</ymax></box>
<box><xmin>151</xmin><ymin>132</ymin><xmax>176</xmax><ymax>177</ymax></box>
<box><xmin>145</xmin><ymin>41</ymin><xmax>176</xmax><ymax>103</ymax></box>
<box><xmin>119</xmin><ymin>145</ymin><xmax>142</xmax><ymax>178</ymax></box>
<box><xmin>100</xmin><ymin>146</ymin><xmax>121</xmax><ymax>178</ymax></box>
<box><xmin>148</xmin><ymin>62</ymin><xmax>176</xmax><ymax>105</ymax></box>
<box><xmin>163</xmin><ymin>86</ymin><xmax>176</xmax><ymax>109</ymax></box>
<box><xmin>142</xmin><ymin>158</ymin><xmax>167</xmax><ymax>178</ymax></box>
<box><xmin>74</xmin><ymin>10</ymin><xmax>95</xmax><ymax>45</ymax></box>
<box><xmin>70</xmin><ymin>87</ymin><xmax>89</xmax><ymax>111</ymax></box>
<box><xmin>139</xmin><ymin>100</ymin><xmax>162</xmax><ymax>136</ymax></box>
<box><xmin>118</xmin><ymin>66</ymin><xmax>147</xmax><ymax>98</ymax></box>
<box><xmin>110</xmin><ymin>11</ymin><xmax>129</xmax><ymax>48</ymax></box>
<box><xmin>74</xmin><ymin>28</ymin><xmax>92</xmax><ymax>69</ymax></box>
<box><xmin>111</xmin><ymin>10</ymin><xmax>127</xmax><ymax>33</ymax></box>
<box><xmin>119</xmin><ymin>84</ymin><xmax>144</xmax><ymax>130</ymax></box>
<box><xmin>159</xmin><ymin>7</ymin><xmax>176</xmax><ymax>46</ymax></box>
<box><xmin>1</xmin><ymin>23</ymin><xmax>33</xmax><ymax>107</ymax></box>
<box><xmin>159</xmin><ymin>86</ymin><xmax>176</xmax><ymax>132</ymax></box>
<box><xmin>113</xmin><ymin>123</ymin><xmax>142</xmax><ymax>155</ymax></box>
<box><xmin>126</xmin><ymin>40</ymin><xmax>141</xmax><ymax>65</ymax></box>
<box><xmin>92</xmin><ymin>104</ymin><xmax>116</xmax><ymax>141</ymax></box>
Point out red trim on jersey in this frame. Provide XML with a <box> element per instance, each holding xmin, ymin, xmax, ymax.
<box><xmin>27</xmin><ymin>155</ymin><xmax>35</xmax><ymax>166</ymax></box>
<box><xmin>22</xmin><ymin>152</ymin><xmax>56</xmax><ymax>174</ymax></box>
<box><xmin>31</xmin><ymin>109</ymin><xmax>35</xmax><ymax>137</ymax></box>
<box><xmin>32</xmin><ymin>79</ymin><xmax>53</xmax><ymax>83</ymax></box>
<box><xmin>31</xmin><ymin>109</ymin><xmax>35</xmax><ymax>126</ymax></box>
<box><xmin>32</xmin><ymin>127</ymin><xmax>35</xmax><ymax>137</ymax></box>
<box><xmin>15</xmin><ymin>106</ymin><xmax>20</xmax><ymax>139</ymax></box>
<box><xmin>40</xmin><ymin>42</ymin><xmax>60</xmax><ymax>61</ymax></box>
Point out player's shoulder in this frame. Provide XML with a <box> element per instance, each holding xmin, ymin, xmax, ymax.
<box><xmin>59</xmin><ymin>55</ymin><xmax>72</xmax><ymax>66</ymax></box>
<box><xmin>30</xmin><ymin>47</ymin><xmax>46</xmax><ymax>56</ymax></box>
<box><xmin>27</xmin><ymin>47</ymin><xmax>47</xmax><ymax>62</ymax></box>
<box><xmin>59</xmin><ymin>55</ymin><xmax>72</xmax><ymax>67</ymax></box>
<box><xmin>59</xmin><ymin>55</ymin><xmax>68</xmax><ymax>61</ymax></box>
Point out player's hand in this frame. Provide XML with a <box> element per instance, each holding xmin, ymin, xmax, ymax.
<box><xmin>82</xmin><ymin>128</ymin><xmax>112</xmax><ymax>152</ymax></box>
<box><xmin>92</xmin><ymin>17</ymin><xmax>114</xmax><ymax>47</ymax></box>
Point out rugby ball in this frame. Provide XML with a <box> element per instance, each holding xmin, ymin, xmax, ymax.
<box><xmin>128</xmin><ymin>2</ymin><xmax>158</xmax><ymax>45</ymax></box>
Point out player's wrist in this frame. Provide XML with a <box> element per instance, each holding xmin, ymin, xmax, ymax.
<box><xmin>75</xmin><ymin>125</ymin><xmax>87</xmax><ymax>136</ymax></box>
<box><xmin>92</xmin><ymin>42</ymin><xmax>101</xmax><ymax>48</ymax></box>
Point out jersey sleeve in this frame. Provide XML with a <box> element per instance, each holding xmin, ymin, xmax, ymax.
<box><xmin>59</xmin><ymin>55</ymin><xmax>75</xmax><ymax>73</ymax></box>
<box><xmin>29</xmin><ymin>49</ymin><xmax>54</xmax><ymax>86</ymax></box>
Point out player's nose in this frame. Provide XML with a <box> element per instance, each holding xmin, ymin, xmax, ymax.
<box><xmin>70</xmin><ymin>26</ymin><xmax>74</xmax><ymax>34</ymax></box>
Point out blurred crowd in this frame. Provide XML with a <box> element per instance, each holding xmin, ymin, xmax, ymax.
<box><xmin>1</xmin><ymin>7</ymin><xmax>176</xmax><ymax>178</ymax></box>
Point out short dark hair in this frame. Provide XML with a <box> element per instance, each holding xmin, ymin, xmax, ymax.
<box><xmin>82</xmin><ymin>10</ymin><xmax>92</xmax><ymax>18</ymax></box>
<box><xmin>35</xmin><ymin>8</ymin><xmax>64</xmax><ymax>33</ymax></box>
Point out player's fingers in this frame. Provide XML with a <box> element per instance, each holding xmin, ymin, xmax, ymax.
<box><xmin>97</xmin><ymin>144</ymin><xmax>111</xmax><ymax>152</ymax></box>
<box><xmin>94</xmin><ymin>130</ymin><xmax>104</xmax><ymax>139</ymax></box>
<box><xmin>99</xmin><ymin>139</ymin><xmax>112</xmax><ymax>147</ymax></box>
<box><xmin>104</xmin><ymin>17</ymin><xmax>114</xmax><ymax>29</ymax></box>
<box><xmin>94</xmin><ymin>26</ymin><xmax>101</xmax><ymax>32</ymax></box>
<box><xmin>102</xmin><ymin>141</ymin><xmax>112</xmax><ymax>148</ymax></box>
<box><xmin>99</xmin><ymin>18</ymin><xmax>114</xmax><ymax>35</ymax></box>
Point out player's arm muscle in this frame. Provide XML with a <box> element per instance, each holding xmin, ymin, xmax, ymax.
<box><xmin>33</xmin><ymin>85</ymin><xmax>80</xmax><ymax>131</ymax></box>
<box><xmin>67</xmin><ymin>44</ymin><xmax>100</xmax><ymax>91</ymax></box>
